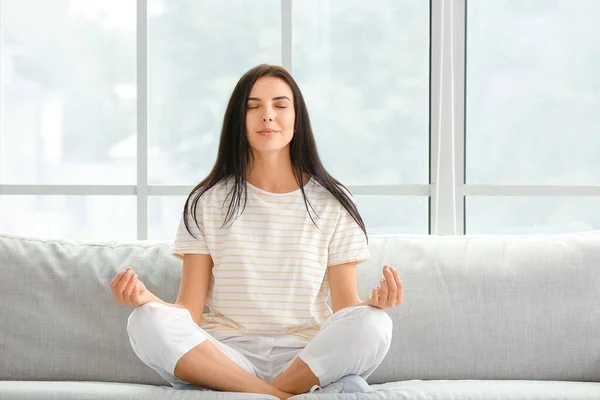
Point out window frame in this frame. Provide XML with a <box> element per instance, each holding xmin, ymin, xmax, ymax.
<box><xmin>2</xmin><ymin>0</ymin><xmax>596</xmax><ymax>239</ymax></box>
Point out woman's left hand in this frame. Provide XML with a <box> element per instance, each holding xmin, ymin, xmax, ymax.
<box><xmin>366</xmin><ymin>264</ymin><xmax>403</xmax><ymax>309</ymax></box>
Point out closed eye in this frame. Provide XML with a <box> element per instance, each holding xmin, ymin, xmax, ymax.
<box><xmin>247</xmin><ymin>105</ymin><xmax>286</xmax><ymax>109</ymax></box>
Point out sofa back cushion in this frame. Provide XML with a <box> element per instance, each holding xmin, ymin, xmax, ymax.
<box><xmin>364</xmin><ymin>231</ymin><xmax>600</xmax><ymax>383</ymax></box>
<box><xmin>1</xmin><ymin>231</ymin><xmax>599</xmax><ymax>384</ymax></box>
<box><xmin>0</xmin><ymin>234</ymin><xmax>178</xmax><ymax>385</ymax></box>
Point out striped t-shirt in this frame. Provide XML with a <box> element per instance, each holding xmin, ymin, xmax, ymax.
<box><xmin>171</xmin><ymin>176</ymin><xmax>370</xmax><ymax>342</ymax></box>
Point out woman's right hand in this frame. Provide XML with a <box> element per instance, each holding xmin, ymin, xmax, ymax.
<box><xmin>110</xmin><ymin>267</ymin><xmax>154</xmax><ymax>307</ymax></box>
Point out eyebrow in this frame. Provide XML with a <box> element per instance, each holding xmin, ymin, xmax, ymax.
<box><xmin>247</xmin><ymin>96</ymin><xmax>291</xmax><ymax>102</ymax></box>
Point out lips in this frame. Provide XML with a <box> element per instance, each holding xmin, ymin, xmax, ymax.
<box><xmin>257</xmin><ymin>129</ymin><xmax>279</xmax><ymax>136</ymax></box>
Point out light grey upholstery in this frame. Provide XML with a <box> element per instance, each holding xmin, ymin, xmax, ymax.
<box><xmin>1</xmin><ymin>231</ymin><xmax>599</xmax><ymax>399</ymax></box>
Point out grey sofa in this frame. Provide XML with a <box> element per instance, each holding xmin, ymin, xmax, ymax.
<box><xmin>1</xmin><ymin>231</ymin><xmax>600</xmax><ymax>400</ymax></box>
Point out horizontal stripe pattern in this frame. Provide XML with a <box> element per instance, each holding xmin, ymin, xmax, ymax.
<box><xmin>171</xmin><ymin>176</ymin><xmax>370</xmax><ymax>336</ymax></box>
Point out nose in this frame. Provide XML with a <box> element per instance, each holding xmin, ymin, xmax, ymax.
<box><xmin>261</xmin><ymin>115</ymin><xmax>274</xmax><ymax>122</ymax></box>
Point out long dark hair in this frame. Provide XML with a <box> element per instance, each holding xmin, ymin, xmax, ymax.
<box><xmin>183</xmin><ymin>64</ymin><xmax>367</xmax><ymax>242</ymax></box>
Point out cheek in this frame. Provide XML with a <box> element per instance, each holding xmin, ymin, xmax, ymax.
<box><xmin>282</xmin><ymin>111</ymin><xmax>295</xmax><ymax>130</ymax></box>
<box><xmin>246</xmin><ymin>113</ymin><xmax>259</xmax><ymax>138</ymax></box>
<box><xmin>245</xmin><ymin>115</ymin><xmax>254</xmax><ymax>142</ymax></box>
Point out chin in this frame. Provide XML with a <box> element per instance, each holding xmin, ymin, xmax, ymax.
<box><xmin>249</xmin><ymin>138</ymin><xmax>291</xmax><ymax>153</ymax></box>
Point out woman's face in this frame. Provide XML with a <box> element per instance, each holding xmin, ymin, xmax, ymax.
<box><xmin>245</xmin><ymin>76</ymin><xmax>295</xmax><ymax>155</ymax></box>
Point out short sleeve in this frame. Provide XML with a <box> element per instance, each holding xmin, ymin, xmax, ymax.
<box><xmin>171</xmin><ymin>199</ymin><xmax>210</xmax><ymax>260</ymax></box>
<box><xmin>327</xmin><ymin>198</ymin><xmax>370</xmax><ymax>267</ymax></box>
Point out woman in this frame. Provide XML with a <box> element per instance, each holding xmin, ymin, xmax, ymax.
<box><xmin>110</xmin><ymin>64</ymin><xmax>403</xmax><ymax>399</ymax></box>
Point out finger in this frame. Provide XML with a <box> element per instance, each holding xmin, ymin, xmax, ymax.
<box><xmin>110</xmin><ymin>270</ymin><xmax>126</xmax><ymax>288</ymax></box>
<box><xmin>118</xmin><ymin>271</ymin><xmax>135</xmax><ymax>302</ymax></box>
<box><xmin>132</xmin><ymin>282</ymin><xmax>143</xmax><ymax>304</ymax></box>
<box><xmin>378</xmin><ymin>276</ymin><xmax>388</xmax><ymax>304</ymax></box>
<box><xmin>114</xmin><ymin>267</ymin><xmax>134</xmax><ymax>287</ymax></box>
<box><xmin>126</xmin><ymin>277</ymin><xmax>139</xmax><ymax>304</ymax></box>
<box><xmin>370</xmin><ymin>287</ymin><xmax>378</xmax><ymax>305</ymax></box>
<box><xmin>118</xmin><ymin>269</ymin><xmax>133</xmax><ymax>284</ymax></box>
<box><xmin>373</xmin><ymin>287</ymin><xmax>380</xmax><ymax>307</ymax></box>
<box><xmin>127</xmin><ymin>281</ymin><xmax>139</xmax><ymax>304</ymax></box>
<box><xmin>384</xmin><ymin>267</ymin><xmax>397</xmax><ymax>306</ymax></box>
<box><xmin>380</xmin><ymin>265</ymin><xmax>391</xmax><ymax>293</ymax></box>
<box><xmin>392</xmin><ymin>268</ymin><xmax>403</xmax><ymax>303</ymax></box>
<box><xmin>125</xmin><ymin>277</ymin><xmax>137</xmax><ymax>301</ymax></box>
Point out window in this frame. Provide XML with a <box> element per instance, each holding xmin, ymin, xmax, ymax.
<box><xmin>147</xmin><ymin>0</ymin><xmax>281</xmax><ymax>186</ymax></box>
<box><xmin>1</xmin><ymin>0</ymin><xmax>137</xmax><ymax>185</ymax></box>
<box><xmin>3</xmin><ymin>1</ymin><xmax>595</xmax><ymax>240</ymax></box>
<box><xmin>465</xmin><ymin>0</ymin><xmax>600</xmax><ymax>234</ymax></box>
<box><xmin>1</xmin><ymin>0</ymin><xmax>430</xmax><ymax>240</ymax></box>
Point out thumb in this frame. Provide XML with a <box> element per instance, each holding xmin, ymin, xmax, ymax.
<box><xmin>366</xmin><ymin>294</ymin><xmax>375</xmax><ymax>306</ymax></box>
<box><xmin>131</xmin><ymin>282</ymin><xmax>143</xmax><ymax>305</ymax></box>
<box><xmin>133</xmin><ymin>280</ymin><xmax>151</xmax><ymax>305</ymax></box>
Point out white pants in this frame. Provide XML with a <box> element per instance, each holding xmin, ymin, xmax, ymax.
<box><xmin>127</xmin><ymin>302</ymin><xmax>393</xmax><ymax>390</ymax></box>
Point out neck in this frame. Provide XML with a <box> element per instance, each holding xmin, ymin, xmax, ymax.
<box><xmin>246</xmin><ymin>151</ymin><xmax>306</xmax><ymax>193</ymax></box>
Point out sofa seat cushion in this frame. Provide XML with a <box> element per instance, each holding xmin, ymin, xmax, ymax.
<box><xmin>0</xmin><ymin>381</ymin><xmax>276</xmax><ymax>400</ymax></box>
<box><xmin>2</xmin><ymin>380</ymin><xmax>600</xmax><ymax>400</ymax></box>
<box><xmin>298</xmin><ymin>380</ymin><xmax>600</xmax><ymax>399</ymax></box>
